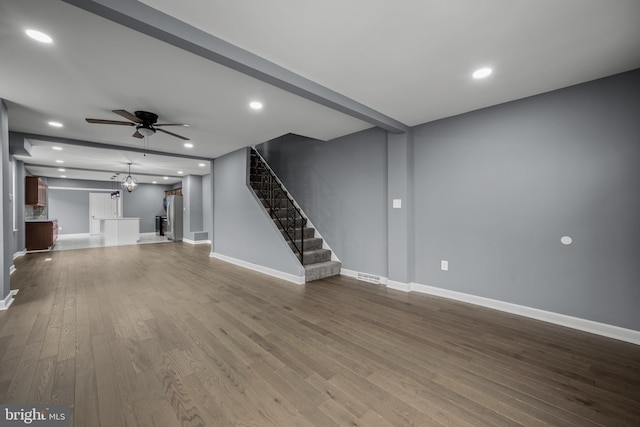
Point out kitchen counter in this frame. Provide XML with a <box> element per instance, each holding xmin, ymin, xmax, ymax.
<box><xmin>25</xmin><ymin>220</ymin><xmax>58</xmax><ymax>251</ymax></box>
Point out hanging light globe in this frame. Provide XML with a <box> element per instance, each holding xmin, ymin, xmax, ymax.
<box><xmin>121</xmin><ymin>163</ymin><xmax>138</xmax><ymax>192</ymax></box>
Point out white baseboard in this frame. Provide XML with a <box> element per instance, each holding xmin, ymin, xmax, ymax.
<box><xmin>405</xmin><ymin>282</ymin><xmax>640</xmax><ymax>346</ymax></box>
<box><xmin>13</xmin><ymin>250</ymin><xmax>26</xmax><ymax>260</ymax></box>
<box><xmin>387</xmin><ymin>280</ymin><xmax>411</xmax><ymax>292</ymax></box>
<box><xmin>183</xmin><ymin>239</ymin><xmax>212</xmax><ymax>245</ymax></box>
<box><xmin>9</xmin><ymin>265</ymin><xmax>16</xmax><ymax>276</ymax></box>
<box><xmin>0</xmin><ymin>289</ymin><xmax>18</xmax><ymax>311</ymax></box>
<box><xmin>210</xmin><ymin>252</ymin><xmax>305</xmax><ymax>285</ymax></box>
<box><xmin>360</xmin><ymin>275</ymin><xmax>640</xmax><ymax>345</ymax></box>
<box><xmin>58</xmin><ymin>233</ymin><xmax>92</xmax><ymax>238</ymax></box>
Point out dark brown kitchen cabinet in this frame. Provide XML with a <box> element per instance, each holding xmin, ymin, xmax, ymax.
<box><xmin>25</xmin><ymin>176</ymin><xmax>47</xmax><ymax>206</ymax></box>
<box><xmin>25</xmin><ymin>220</ymin><xmax>58</xmax><ymax>251</ymax></box>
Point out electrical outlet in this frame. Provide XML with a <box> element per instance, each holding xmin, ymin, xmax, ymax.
<box><xmin>441</xmin><ymin>260</ymin><xmax>448</xmax><ymax>271</ymax></box>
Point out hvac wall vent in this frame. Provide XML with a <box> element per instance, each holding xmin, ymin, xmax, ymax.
<box><xmin>357</xmin><ymin>272</ymin><xmax>381</xmax><ymax>284</ymax></box>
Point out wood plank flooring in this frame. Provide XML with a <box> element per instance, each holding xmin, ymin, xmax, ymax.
<box><xmin>2</xmin><ymin>243</ymin><xmax>639</xmax><ymax>426</ymax></box>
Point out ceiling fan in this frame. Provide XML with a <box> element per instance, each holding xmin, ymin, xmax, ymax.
<box><xmin>85</xmin><ymin>110</ymin><xmax>189</xmax><ymax>140</ymax></box>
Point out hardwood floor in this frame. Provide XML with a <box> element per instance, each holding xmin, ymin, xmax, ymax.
<box><xmin>2</xmin><ymin>243</ymin><xmax>639</xmax><ymax>426</ymax></box>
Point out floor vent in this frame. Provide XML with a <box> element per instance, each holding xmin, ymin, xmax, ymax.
<box><xmin>357</xmin><ymin>272</ymin><xmax>381</xmax><ymax>284</ymax></box>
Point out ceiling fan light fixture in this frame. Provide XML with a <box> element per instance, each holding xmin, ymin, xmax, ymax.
<box><xmin>137</xmin><ymin>126</ymin><xmax>155</xmax><ymax>137</ymax></box>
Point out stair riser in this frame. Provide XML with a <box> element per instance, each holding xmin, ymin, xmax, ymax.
<box><xmin>280</xmin><ymin>228</ymin><xmax>315</xmax><ymax>240</ymax></box>
<box><xmin>272</xmin><ymin>218</ymin><xmax>306</xmax><ymax>228</ymax></box>
<box><xmin>259</xmin><ymin>199</ymin><xmax>292</xmax><ymax>209</ymax></box>
<box><xmin>289</xmin><ymin>238</ymin><xmax>323</xmax><ymax>251</ymax></box>
<box><xmin>303</xmin><ymin>250</ymin><xmax>331</xmax><ymax>265</ymax></box>
<box><xmin>251</xmin><ymin>186</ymin><xmax>287</xmax><ymax>196</ymax></box>
<box><xmin>305</xmin><ymin>261</ymin><xmax>342</xmax><ymax>282</ymax></box>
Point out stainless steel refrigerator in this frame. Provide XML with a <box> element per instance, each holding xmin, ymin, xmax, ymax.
<box><xmin>166</xmin><ymin>195</ymin><xmax>183</xmax><ymax>241</ymax></box>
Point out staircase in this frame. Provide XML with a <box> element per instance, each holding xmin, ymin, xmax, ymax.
<box><xmin>249</xmin><ymin>148</ymin><xmax>341</xmax><ymax>282</ymax></box>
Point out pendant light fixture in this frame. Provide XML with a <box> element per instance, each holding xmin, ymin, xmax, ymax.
<box><xmin>110</xmin><ymin>175</ymin><xmax>121</xmax><ymax>199</ymax></box>
<box><xmin>121</xmin><ymin>163</ymin><xmax>138</xmax><ymax>193</ymax></box>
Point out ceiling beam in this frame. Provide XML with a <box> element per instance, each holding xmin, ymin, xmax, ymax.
<box><xmin>11</xmin><ymin>132</ymin><xmax>213</xmax><ymax>162</ymax></box>
<box><xmin>61</xmin><ymin>0</ymin><xmax>410</xmax><ymax>134</ymax></box>
<box><xmin>23</xmin><ymin>163</ymin><xmax>184</xmax><ymax>179</ymax></box>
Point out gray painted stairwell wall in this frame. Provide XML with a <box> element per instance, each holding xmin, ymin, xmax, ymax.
<box><xmin>412</xmin><ymin>69</ymin><xmax>640</xmax><ymax>330</ymax></box>
<box><xmin>257</xmin><ymin>128</ymin><xmax>389</xmax><ymax>278</ymax></box>
<box><xmin>212</xmin><ymin>147</ymin><xmax>304</xmax><ymax>278</ymax></box>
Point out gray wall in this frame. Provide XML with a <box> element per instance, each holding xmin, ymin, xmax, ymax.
<box><xmin>13</xmin><ymin>160</ymin><xmax>26</xmax><ymax>255</ymax></box>
<box><xmin>47</xmin><ymin>178</ymin><xmax>170</xmax><ymax>234</ymax></box>
<box><xmin>256</xmin><ymin>69</ymin><xmax>640</xmax><ymax>331</ymax></box>
<box><xmin>213</xmin><ymin>148</ymin><xmax>304</xmax><ymax>277</ymax></box>
<box><xmin>202</xmin><ymin>173</ymin><xmax>213</xmax><ymax>241</ymax></box>
<box><xmin>182</xmin><ymin>174</ymin><xmax>204</xmax><ymax>239</ymax></box>
<box><xmin>412</xmin><ymin>69</ymin><xmax>640</xmax><ymax>330</ymax></box>
<box><xmin>122</xmin><ymin>184</ymin><xmax>167</xmax><ymax>233</ymax></box>
<box><xmin>1</xmin><ymin>100</ymin><xmax>10</xmax><ymax>301</ymax></box>
<box><xmin>257</xmin><ymin>128</ymin><xmax>389</xmax><ymax>277</ymax></box>
<box><xmin>47</xmin><ymin>178</ymin><xmax>110</xmax><ymax>235</ymax></box>
<box><xmin>48</xmin><ymin>189</ymin><xmax>91</xmax><ymax>234</ymax></box>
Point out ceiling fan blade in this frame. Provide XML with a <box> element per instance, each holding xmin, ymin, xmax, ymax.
<box><xmin>157</xmin><ymin>128</ymin><xmax>190</xmax><ymax>140</ymax></box>
<box><xmin>132</xmin><ymin>130</ymin><xmax>144</xmax><ymax>138</ymax></box>
<box><xmin>112</xmin><ymin>109</ymin><xmax>142</xmax><ymax>123</ymax></box>
<box><xmin>154</xmin><ymin>123</ymin><xmax>187</xmax><ymax>127</ymax></box>
<box><xmin>86</xmin><ymin>118</ymin><xmax>135</xmax><ymax>126</ymax></box>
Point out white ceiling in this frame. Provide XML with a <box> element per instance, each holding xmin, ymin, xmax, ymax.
<box><xmin>2</xmin><ymin>0</ymin><xmax>640</xmax><ymax>183</ymax></box>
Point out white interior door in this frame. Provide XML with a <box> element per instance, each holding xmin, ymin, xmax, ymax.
<box><xmin>89</xmin><ymin>193</ymin><xmax>122</xmax><ymax>234</ymax></box>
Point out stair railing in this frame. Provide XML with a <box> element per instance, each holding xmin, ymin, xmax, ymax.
<box><xmin>250</xmin><ymin>148</ymin><xmax>306</xmax><ymax>263</ymax></box>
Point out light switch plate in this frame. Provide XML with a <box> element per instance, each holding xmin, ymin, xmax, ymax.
<box><xmin>392</xmin><ymin>199</ymin><xmax>402</xmax><ymax>209</ymax></box>
<box><xmin>441</xmin><ymin>260</ymin><xmax>448</xmax><ymax>271</ymax></box>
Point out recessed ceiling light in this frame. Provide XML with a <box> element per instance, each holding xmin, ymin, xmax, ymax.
<box><xmin>184</xmin><ymin>142</ymin><xmax>193</xmax><ymax>148</ymax></box>
<box><xmin>48</xmin><ymin>121</ymin><xmax>63</xmax><ymax>128</ymax></box>
<box><xmin>60</xmin><ymin>175</ymin><xmax>66</xmax><ymax>178</ymax></box>
<box><xmin>52</xmin><ymin>146</ymin><xmax>63</xmax><ymax>151</ymax></box>
<box><xmin>177</xmin><ymin>171</ymin><xmax>184</xmax><ymax>175</ymax></box>
<box><xmin>58</xmin><ymin>168</ymin><xmax>65</xmax><ymax>172</ymax></box>
<box><xmin>472</xmin><ymin>67</ymin><xmax>493</xmax><ymax>79</ymax></box>
<box><xmin>25</xmin><ymin>29</ymin><xmax>53</xmax><ymax>44</ymax></box>
<box><xmin>198</xmin><ymin>163</ymin><xmax>206</xmax><ymax>167</ymax></box>
<box><xmin>55</xmin><ymin>160</ymin><xmax>64</xmax><ymax>163</ymax></box>
<box><xmin>163</xmin><ymin>176</ymin><xmax>169</xmax><ymax>180</ymax></box>
<box><xmin>249</xmin><ymin>101</ymin><xmax>263</xmax><ymax>110</ymax></box>
<box><xmin>152</xmin><ymin>181</ymin><xmax>157</xmax><ymax>184</ymax></box>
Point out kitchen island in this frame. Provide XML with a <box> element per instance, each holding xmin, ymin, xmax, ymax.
<box><xmin>99</xmin><ymin>218</ymin><xmax>140</xmax><ymax>246</ymax></box>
